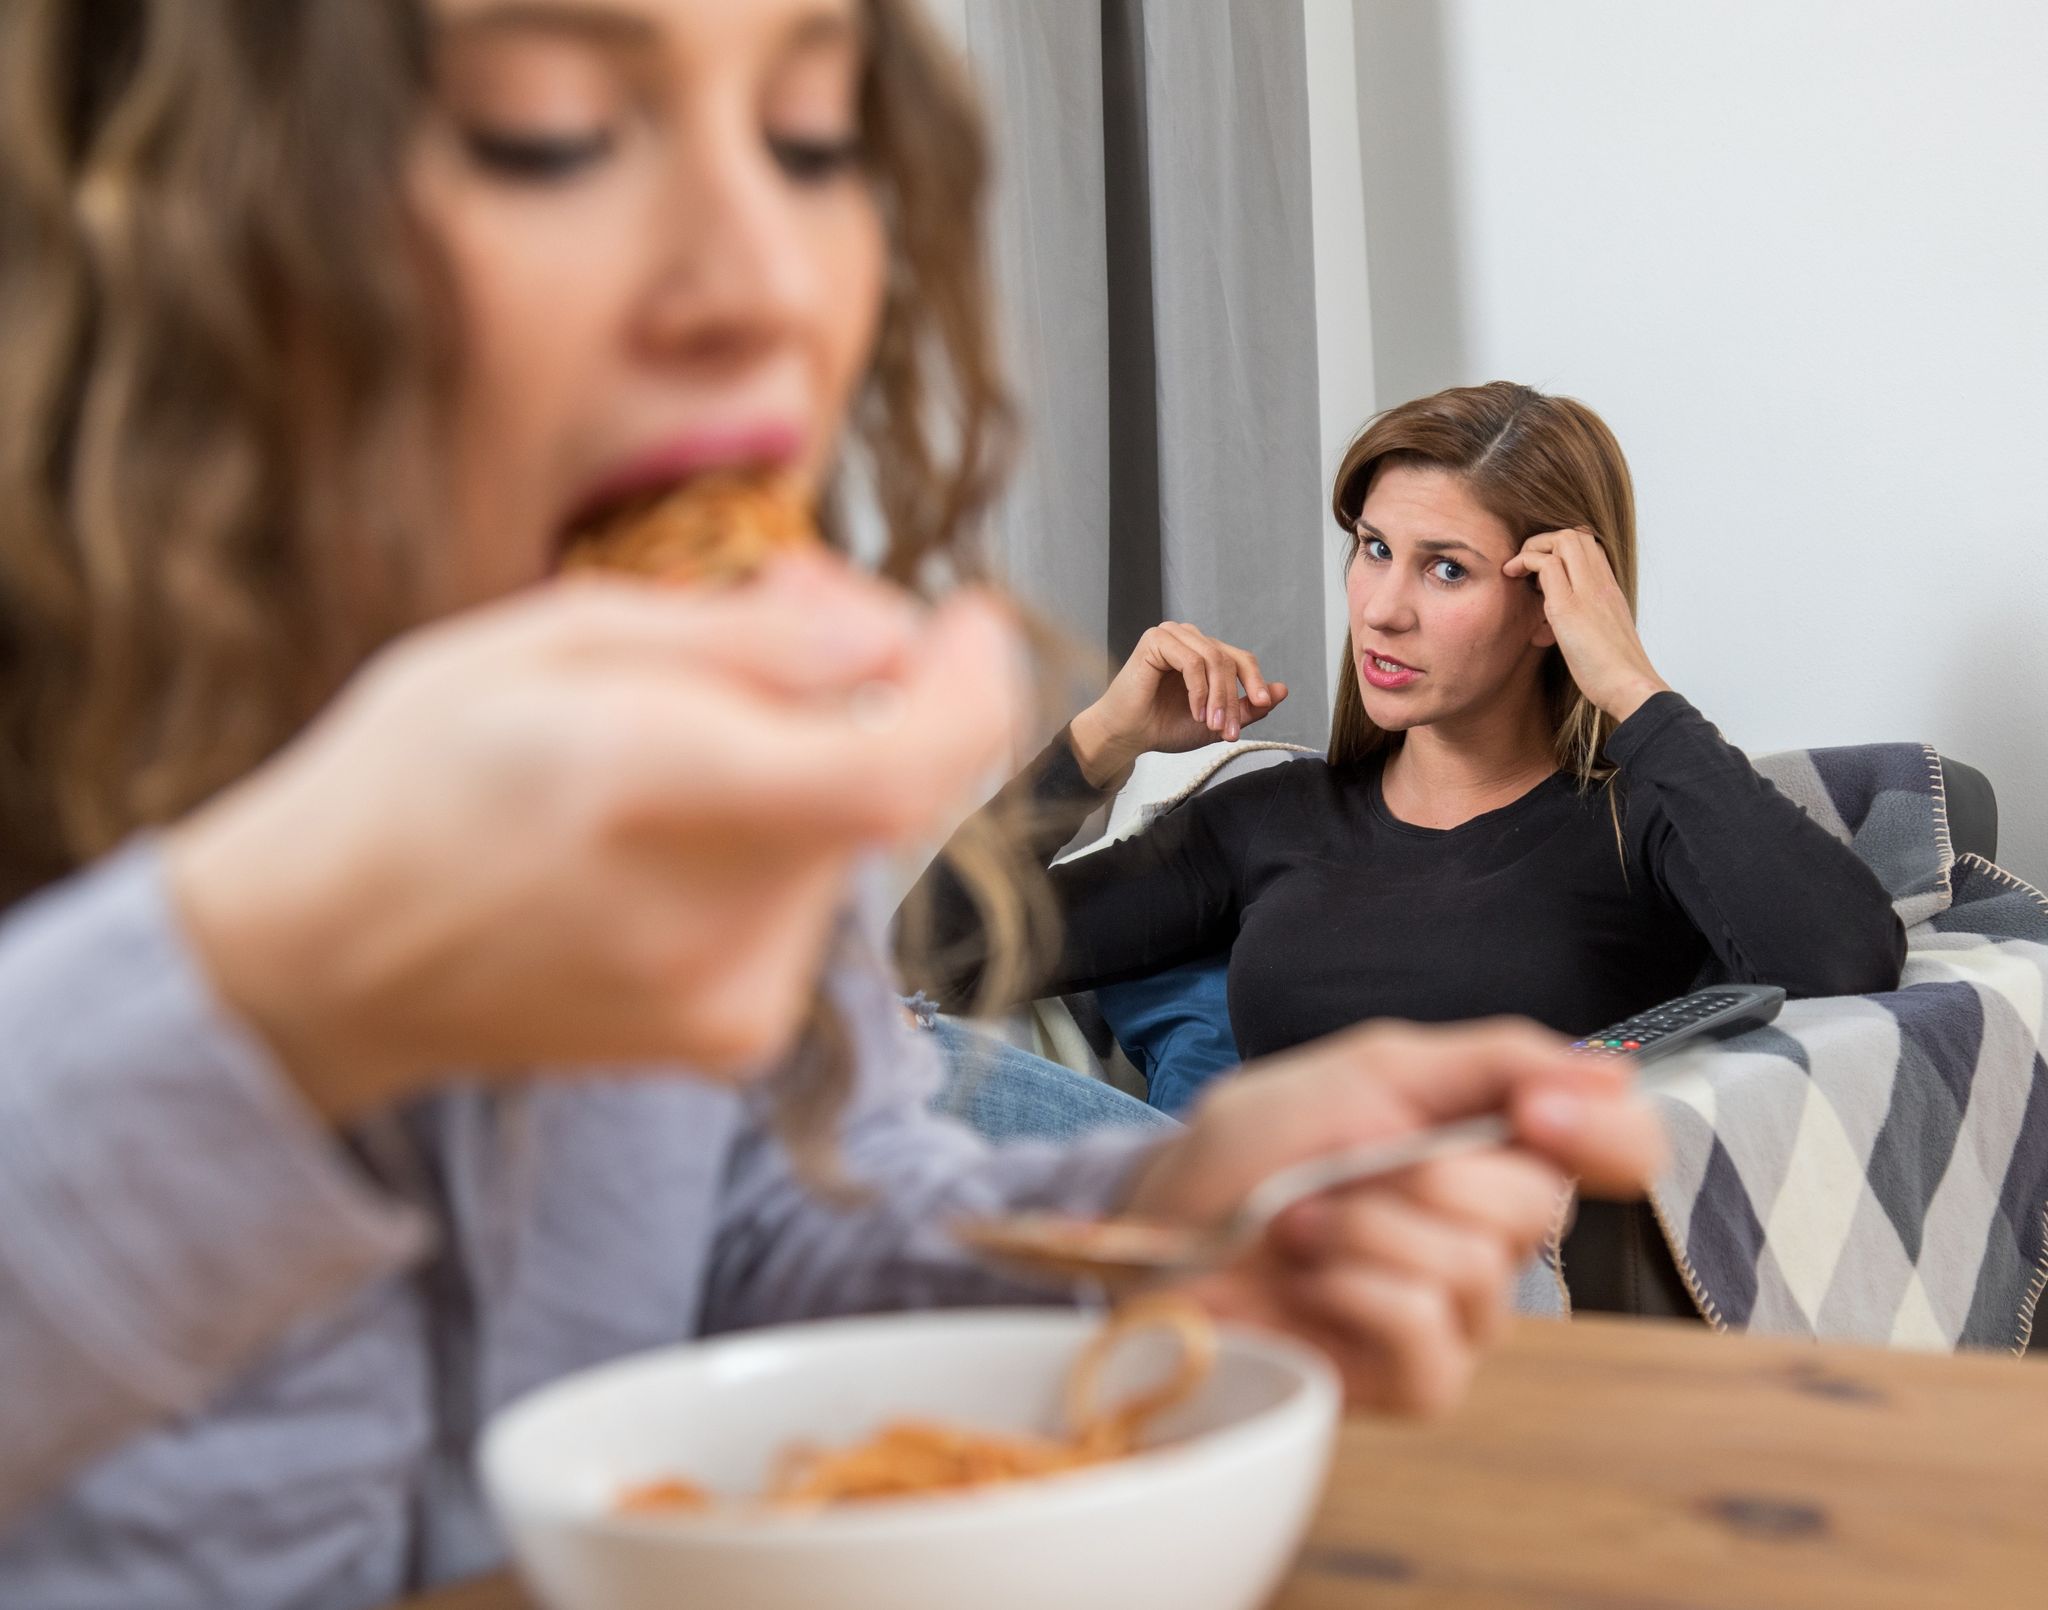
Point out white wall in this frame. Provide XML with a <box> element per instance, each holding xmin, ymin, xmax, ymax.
<box><xmin>1353</xmin><ymin>0</ymin><xmax>2048</xmax><ymax>883</ymax></box>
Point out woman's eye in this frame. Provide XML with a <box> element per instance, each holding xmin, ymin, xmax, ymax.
<box><xmin>464</xmin><ymin>128</ymin><xmax>615</xmax><ymax>182</ymax></box>
<box><xmin>1429</xmin><ymin>558</ymin><xmax>1468</xmax><ymax>584</ymax></box>
<box><xmin>769</xmin><ymin>135</ymin><xmax>865</xmax><ymax>184</ymax></box>
<box><xmin>1363</xmin><ymin>538</ymin><xmax>1392</xmax><ymax>563</ymax></box>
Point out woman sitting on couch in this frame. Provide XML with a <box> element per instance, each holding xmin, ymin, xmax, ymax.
<box><xmin>907</xmin><ymin>382</ymin><xmax>1906</xmax><ymax>1079</ymax></box>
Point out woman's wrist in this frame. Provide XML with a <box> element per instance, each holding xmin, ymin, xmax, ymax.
<box><xmin>164</xmin><ymin>791</ymin><xmax>415</xmax><ymax>1127</ymax></box>
<box><xmin>1067</xmin><ymin>704</ymin><xmax>1140</xmax><ymax>791</ymax></box>
<box><xmin>1603</xmin><ymin>677</ymin><xmax>1673</xmax><ymax>727</ymax></box>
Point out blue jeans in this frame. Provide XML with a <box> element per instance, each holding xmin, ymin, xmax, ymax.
<box><xmin>923</xmin><ymin>1018</ymin><xmax>1178</xmax><ymax>1145</ymax></box>
<box><xmin>1092</xmin><ymin>956</ymin><xmax>1242</xmax><ymax>1116</ymax></box>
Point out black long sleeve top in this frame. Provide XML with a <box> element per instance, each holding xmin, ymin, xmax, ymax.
<box><xmin>904</xmin><ymin>693</ymin><xmax>1908</xmax><ymax>1063</ymax></box>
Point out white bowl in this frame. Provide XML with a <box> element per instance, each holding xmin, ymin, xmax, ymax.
<box><xmin>479</xmin><ymin>1308</ymin><xmax>1340</xmax><ymax>1610</ymax></box>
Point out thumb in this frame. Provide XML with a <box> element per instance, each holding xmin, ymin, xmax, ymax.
<box><xmin>1235</xmin><ymin>681</ymin><xmax>1288</xmax><ymax>727</ymax></box>
<box><xmin>1511</xmin><ymin>1080</ymin><xmax>1668</xmax><ymax>1198</ymax></box>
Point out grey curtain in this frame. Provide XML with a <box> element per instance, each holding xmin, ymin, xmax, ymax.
<box><xmin>958</xmin><ymin>1</ymin><xmax>1331</xmax><ymax>743</ymax></box>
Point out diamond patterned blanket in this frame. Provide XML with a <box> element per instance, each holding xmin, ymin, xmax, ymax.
<box><xmin>1645</xmin><ymin>744</ymin><xmax>2047</xmax><ymax>1353</ymax></box>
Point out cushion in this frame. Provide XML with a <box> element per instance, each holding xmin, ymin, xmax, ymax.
<box><xmin>1092</xmin><ymin>953</ymin><xmax>1238</xmax><ymax>1116</ymax></box>
<box><xmin>1750</xmin><ymin>742</ymin><xmax>1952</xmax><ymax>929</ymax></box>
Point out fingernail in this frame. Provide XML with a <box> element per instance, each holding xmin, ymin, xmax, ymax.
<box><xmin>1277</xmin><ymin>1196</ymin><xmax>1337</xmax><ymax>1253</ymax></box>
<box><xmin>814</xmin><ymin>625</ymin><xmax>898</xmax><ymax>674</ymax></box>
<box><xmin>1527</xmin><ymin>1090</ymin><xmax>1586</xmax><ymax>1135</ymax></box>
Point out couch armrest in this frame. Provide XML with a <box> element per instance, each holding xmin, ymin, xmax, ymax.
<box><xmin>1938</xmin><ymin>756</ymin><xmax>1998</xmax><ymax>863</ymax></box>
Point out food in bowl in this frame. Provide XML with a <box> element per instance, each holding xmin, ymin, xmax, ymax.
<box><xmin>615</xmin><ymin>1298</ymin><xmax>1216</xmax><ymax>1512</ymax></box>
<box><xmin>562</xmin><ymin>472</ymin><xmax>818</xmax><ymax>585</ymax></box>
<box><xmin>478</xmin><ymin>1306</ymin><xmax>1340</xmax><ymax>1610</ymax></box>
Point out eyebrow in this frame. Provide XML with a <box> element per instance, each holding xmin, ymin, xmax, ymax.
<box><xmin>1356</xmin><ymin>522</ymin><xmax>1488</xmax><ymax>561</ymax></box>
<box><xmin>781</xmin><ymin>9</ymin><xmax>865</xmax><ymax>56</ymax></box>
<box><xmin>438</xmin><ymin>2</ymin><xmax>654</xmax><ymax>47</ymax></box>
<box><xmin>438</xmin><ymin>2</ymin><xmax>862</xmax><ymax>55</ymax></box>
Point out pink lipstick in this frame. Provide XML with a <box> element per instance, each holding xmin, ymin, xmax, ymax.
<box><xmin>565</xmin><ymin>422</ymin><xmax>805</xmax><ymax>534</ymax></box>
<box><xmin>1360</xmin><ymin>648</ymin><xmax>1422</xmax><ymax>691</ymax></box>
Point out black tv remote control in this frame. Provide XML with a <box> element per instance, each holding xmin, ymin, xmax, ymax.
<box><xmin>1570</xmin><ymin>983</ymin><xmax>1785</xmax><ymax>1065</ymax></box>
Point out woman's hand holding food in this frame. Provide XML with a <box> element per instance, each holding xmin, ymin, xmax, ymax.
<box><xmin>166</xmin><ymin>556</ymin><xmax>1025</xmax><ymax>1123</ymax></box>
<box><xmin>1501</xmin><ymin>528</ymin><xmax>1670</xmax><ymax>724</ymax></box>
<box><xmin>1066</xmin><ymin>623</ymin><xmax>1288</xmax><ymax>789</ymax></box>
<box><xmin>1122</xmin><ymin>1020</ymin><xmax>1665</xmax><ymax>1414</ymax></box>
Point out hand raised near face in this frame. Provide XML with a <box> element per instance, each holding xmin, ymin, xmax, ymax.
<box><xmin>1067</xmin><ymin>623</ymin><xmax>1289</xmax><ymax>788</ymax></box>
<box><xmin>1502</xmin><ymin>529</ymin><xmax>1669</xmax><ymax>723</ymax></box>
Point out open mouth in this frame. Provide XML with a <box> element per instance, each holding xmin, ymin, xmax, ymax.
<box><xmin>554</xmin><ymin>425</ymin><xmax>807</xmax><ymax>571</ymax></box>
<box><xmin>1359</xmin><ymin>649</ymin><xmax>1422</xmax><ymax>690</ymax></box>
<box><xmin>555</xmin><ymin>476</ymin><xmax>696</xmax><ymax>566</ymax></box>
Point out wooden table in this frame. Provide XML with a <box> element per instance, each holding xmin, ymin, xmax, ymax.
<box><xmin>401</xmin><ymin>1316</ymin><xmax>2048</xmax><ymax>1610</ymax></box>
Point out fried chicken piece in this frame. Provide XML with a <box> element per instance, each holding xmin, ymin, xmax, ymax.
<box><xmin>614</xmin><ymin>1476</ymin><xmax>715</xmax><ymax>1515</ymax></box>
<box><xmin>563</xmin><ymin>473</ymin><xmax>819</xmax><ymax>585</ymax></box>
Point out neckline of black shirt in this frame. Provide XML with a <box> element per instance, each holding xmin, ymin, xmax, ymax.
<box><xmin>1363</xmin><ymin>758</ymin><xmax>1575</xmax><ymax>840</ymax></box>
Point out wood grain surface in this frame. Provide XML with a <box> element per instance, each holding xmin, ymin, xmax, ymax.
<box><xmin>396</xmin><ymin>1316</ymin><xmax>2048</xmax><ymax>1610</ymax></box>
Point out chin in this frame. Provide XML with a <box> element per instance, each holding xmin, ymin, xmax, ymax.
<box><xmin>1357</xmin><ymin>691</ymin><xmax>1426</xmax><ymax>733</ymax></box>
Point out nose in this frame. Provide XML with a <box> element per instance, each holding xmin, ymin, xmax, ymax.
<box><xmin>635</xmin><ymin>112</ymin><xmax>816</xmax><ymax>375</ymax></box>
<box><xmin>1356</xmin><ymin>563</ymin><xmax>1417</xmax><ymax>636</ymax></box>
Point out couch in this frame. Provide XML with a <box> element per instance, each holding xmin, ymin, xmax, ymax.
<box><xmin>1037</xmin><ymin>742</ymin><xmax>2017</xmax><ymax>1335</ymax></box>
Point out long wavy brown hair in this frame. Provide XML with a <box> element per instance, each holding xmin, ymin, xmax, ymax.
<box><xmin>1327</xmin><ymin>382</ymin><xmax>1639</xmax><ymax>790</ymax></box>
<box><xmin>0</xmin><ymin>0</ymin><xmax>1044</xmax><ymax>1176</ymax></box>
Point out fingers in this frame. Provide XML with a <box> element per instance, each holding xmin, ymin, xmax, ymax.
<box><xmin>1158</xmin><ymin>625</ymin><xmax>1232</xmax><ymax>734</ymax></box>
<box><xmin>1306</xmin><ymin>1017</ymin><xmax>1601</xmax><ymax>1125</ymax></box>
<box><xmin>1319</xmin><ymin>1020</ymin><xmax>1661</xmax><ymax>1197</ymax></box>
<box><xmin>1272</xmin><ymin>1189</ymin><xmax>1517</xmax><ymax>1348</ymax></box>
<box><xmin>1512</xmin><ymin>1078</ymin><xmax>1669</xmax><ymax>1197</ymax></box>
<box><xmin>1547</xmin><ymin>528</ymin><xmax>1606</xmax><ymax>591</ymax></box>
<box><xmin>617</xmin><ymin>589</ymin><xmax>1027</xmax><ymax>846</ymax></box>
<box><xmin>517</xmin><ymin>564</ymin><xmax>921</xmax><ymax>698</ymax></box>
<box><xmin>1284</xmin><ymin>1264</ymin><xmax>1477</xmax><ymax>1416</ymax></box>
<box><xmin>1501</xmin><ymin>544</ymin><xmax>1566</xmax><ymax>596</ymax></box>
<box><xmin>1160</xmin><ymin>626</ymin><xmax>1214</xmax><ymax>727</ymax></box>
<box><xmin>1156</xmin><ymin>624</ymin><xmax>1277</xmax><ymax>741</ymax></box>
<box><xmin>1398</xmin><ymin>1148</ymin><xmax>1570</xmax><ymax>1258</ymax></box>
<box><xmin>760</xmin><ymin>589</ymin><xmax>1026</xmax><ymax>838</ymax></box>
<box><xmin>1153</xmin><ymin>1019</ymin><xmax>1592</xmax><ymax>1219</ymax></box>
<box><xmin>1507</xmin><ymin>529</ymin><xmax>1606</xmax><ymax>594</ymax></box>
<box><xmin>1223</xmin><ymin>645</ymin><xmax>1274</xmax><ymax>709</ymax></box>
<box><xmin>1176</xmin><ymin>1015</ymin><xmax>1666</xmax><ymax>1420</ymax></box>
<box><xmin>1137</xmin><ymin>625</ymin><xmax>1208</xmax><ymax>726</ymax></box>
<box><xmin>1220</xmin><ymin>648</ymin><xmax>1286</xmax><ymax>739</ymax></box>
